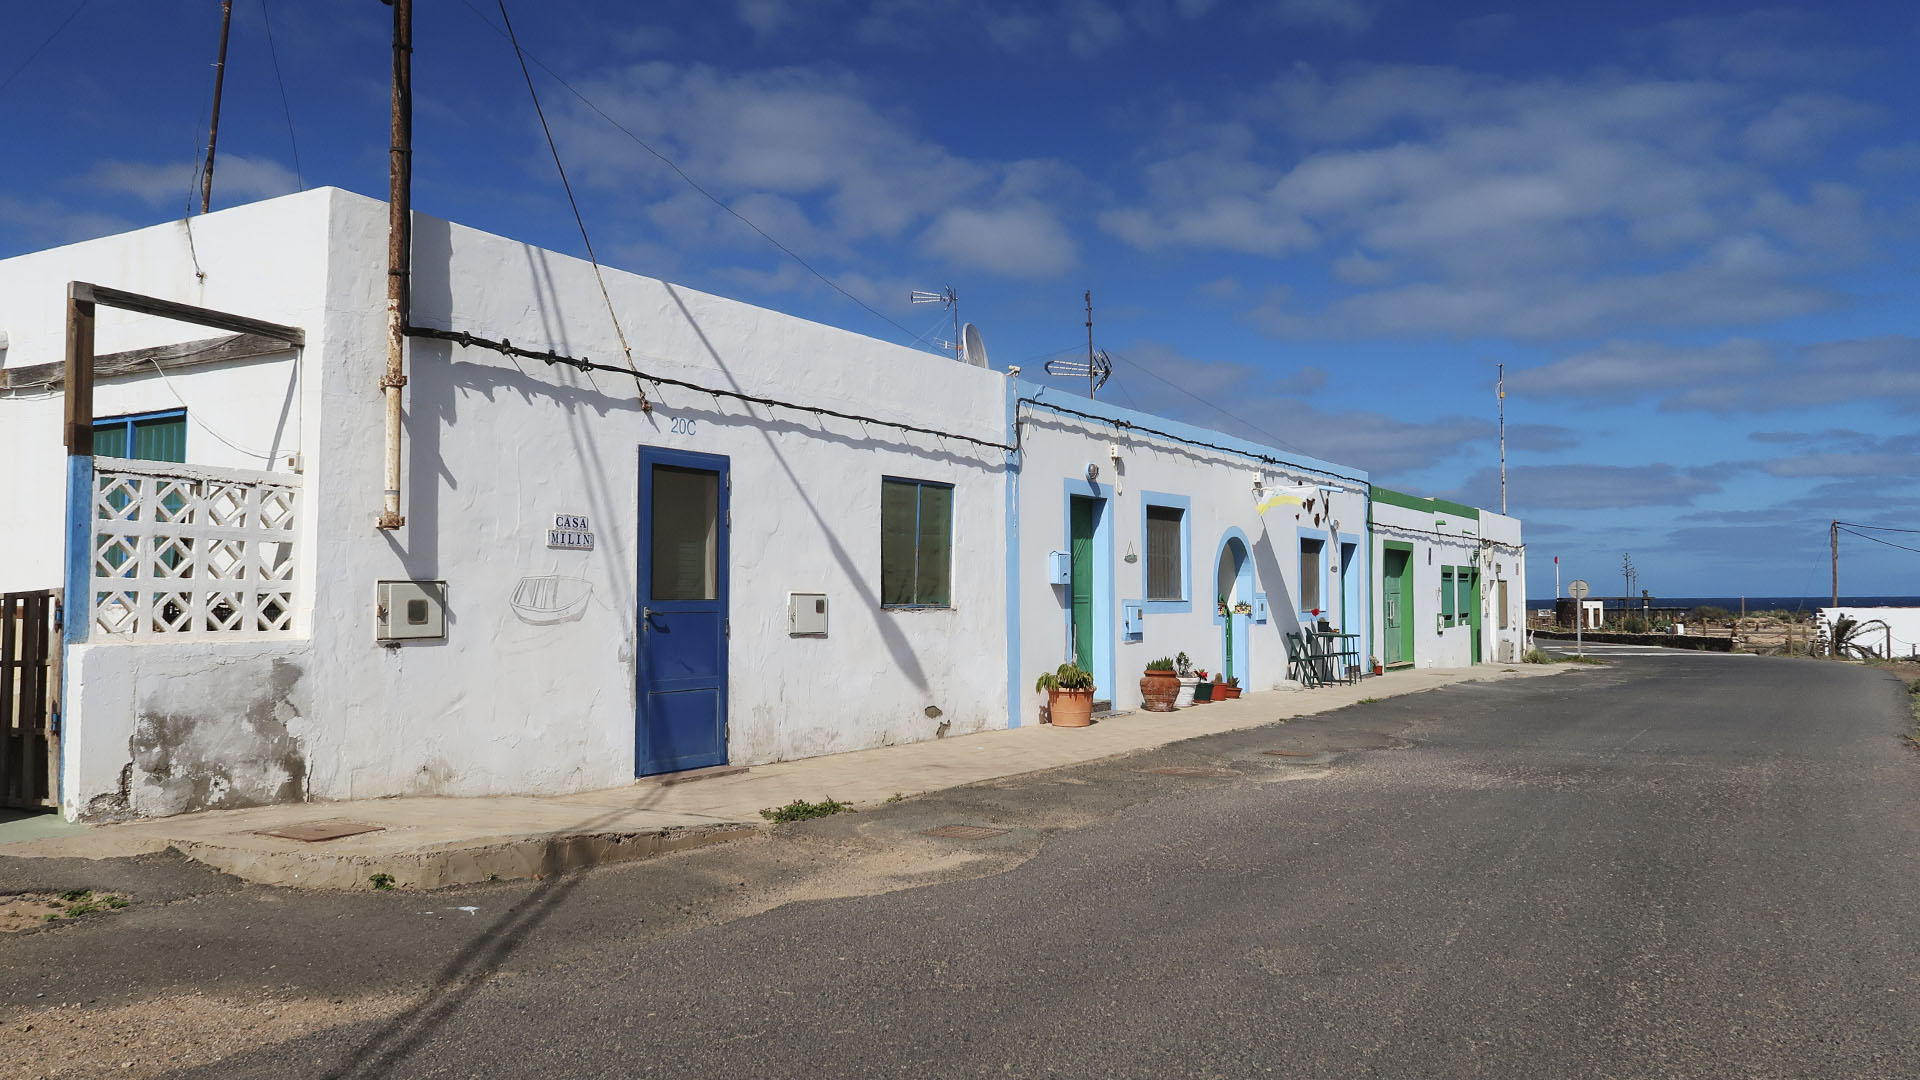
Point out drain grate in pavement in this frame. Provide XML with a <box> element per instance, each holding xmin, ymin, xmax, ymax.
<box><xmin>923</xmin><ymin>824</ymin><xmax>1010</xmax><ymax>840</ymax></box>
<box><xmin>1262</xmin><ymin>750</ymin><xmax>1316</xmax><ymax>758</ymax></box>
<box><xmin>257</xmin><ymin>820</ymin><xmax>387</xmax><ymax>843</ymax></box>
<box><xmin>1146</xmin><ymin>766</ymin><xmax>1239</xmax><ymax>778</ymax></box>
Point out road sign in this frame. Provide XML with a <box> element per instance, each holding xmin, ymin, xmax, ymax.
<box><xmin>1568</xmin><ymin>579</ymin><xmax>1590</xmax><ymax>599</ymax></box>
<box><xmin>1566</xmin><ymin>580</ymin><xmax>1589</xmax><ymax>656</ymax></box>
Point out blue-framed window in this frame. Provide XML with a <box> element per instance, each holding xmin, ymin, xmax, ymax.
<box><xmin>93</xmin><ymin>409</ymin><xmax>186</xmax><ymax>463</ymax></box>
<box><xmin>880</xmin><ymin>477</ymin><xmax>952</xmax><ymax>608</ymax></box>
<box><xmin>1141</xmin><ymin>492</ymin><xmax>1191</xmax><ymax>613</ymax></box>
<box><xmin>1299</xmin><ymin>537</ymin><xmax>1325</xmax><ymax>613</ymax></box>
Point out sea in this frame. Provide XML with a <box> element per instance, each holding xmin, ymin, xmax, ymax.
<box><xmin>1567</xmin><ymin>595</ymin><xmax>1920</xmax><ymax>613</ymax></box>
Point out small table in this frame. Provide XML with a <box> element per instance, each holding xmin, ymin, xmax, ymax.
<box><xmin>1310</xmin><ymin>631</ymin><xmax>1362</xmax><ymax>685</ymax></box>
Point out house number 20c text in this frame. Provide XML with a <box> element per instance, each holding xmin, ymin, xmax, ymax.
<box><xmin>669</xmin><ymin>417</ymin><xmax>697</xmax><ymax>436</ymax></box>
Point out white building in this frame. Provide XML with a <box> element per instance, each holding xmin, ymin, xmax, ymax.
<box><xmin>0</xmin><ymin>189</ymin><xmax>1524</xmax><ymax>821</ymax></box>
<box><xmin>1368</xmin><ymin>489</ymin><xmax>1527</xmax><ymax>668</ymax></box>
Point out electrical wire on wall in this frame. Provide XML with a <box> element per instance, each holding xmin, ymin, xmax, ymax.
<box><xmin>1015</xmin><ymin>397</ymin><xmax>1365</xmax><ymax>494</ymax></box>
<box><xmin>495</xmin><ymin>0</ymin><xmax>650</xmax><ymax>411</ymax></box>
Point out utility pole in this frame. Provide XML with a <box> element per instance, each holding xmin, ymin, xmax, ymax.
<box><xmin>199</xmin><ymin>0</ymin><xmax>235</xmax><ymax>214</ymax></box>
<box><xmin>1831</xmin><ymin>520</ymin><xmax>1840</xmax><ymax>607</ymax></box>
<box><xmin>1497</xmin><ymin>363</ymin><xmax>1506</xmax><ymax>515</ymax></box>
<box><xmin>1084</xmin><ymin>291</ymin><xmax>1095</xmax><ymax>400</ymax></box>
<box><xmin>377</xmin><ymin>0</ymin><xmax>412</xmax><ymax>531</ymax></box>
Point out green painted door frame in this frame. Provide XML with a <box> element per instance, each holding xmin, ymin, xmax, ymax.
<box><xmin>1070</xmin><ymin>497</ymin><xmax>1096</xmax><ymax>672</ymax></box>
<box><xmin>1381</xmin><ymin>542</ymin><xmax>1413</xmax><ymax>667</ymax></box>
<box><xmin>1468</xmin><ymin>566</ymin><xmax>1483</xmax><ymax>664</ymax></box>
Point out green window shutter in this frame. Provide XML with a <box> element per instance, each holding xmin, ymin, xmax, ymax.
<box><xmin>91</xmin><ymin>422</ymin><xmax>129</xmax><ymax>458</ymax></box>
<box><xmin>880</xmin><ymin>479</ymin><xmax>918</xmax><ymax>607</ymax></box>
<box><xmin>915</xmin><ymin>483</ymin><xmax>952</xmax><ymax>607</ymax></box>
<box><xmin>1442</xmin><ymin>567</ymin><xmax>1455</xmax><ymax>622</ymax></box>
<box><xmin>1457</xmin><ymin>573</ymin><xmax>1473</xmax><ymax>622</ymax></box>
<box><xmin>131</xmin><ymin>415</ymin><xmax>187</xmax><ymax>462</ymax></box>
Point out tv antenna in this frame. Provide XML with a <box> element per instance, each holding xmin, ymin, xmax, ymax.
<box><xmin>1043</xmin><ymin>290</ymin><xmax>1111</xmax><ymax>397</ymax></box>
<box><xmin>909</xmin><ymin>286</ymin><xmax>960</xmax><ymax>360</ymax></box>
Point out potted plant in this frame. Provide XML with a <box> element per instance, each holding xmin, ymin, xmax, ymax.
<box><xmin>1217</xmin><ymin>675</ymin><xmax>1242</xmax><ymax>700</ymax></box>
<box><xmin>1140</xmin><ymin>657</ymin><xmax>1179</xmax><ymax>712</ymax></box>
<box><xmin>1216</xmin><ymin>595</ymin><xmax>1230</xmax><ymax>616</ymax></box>
<box><xmin>1370</xmin><ymin>654</ymin><xmax>1383</xmax><ymax>676</ymax></box>
<box><xmin>1232</xmin><ymin>601</ymin><xmax>1253</xmax><ymax>616</ymax></box>
<box><xmin>1173</xmin><ymin>652</ymin><xmax>1200</xmax><ymax>707</ymax></box>
<box><xmin>1191</xmin><ymin>668</ymin><xmax>1214</xmax><ymax>703</ymax></box>
<box><xmin>1035</xmin><ymin>662</ymin><xmax>1097</xmax><ymax>727</ymax></box>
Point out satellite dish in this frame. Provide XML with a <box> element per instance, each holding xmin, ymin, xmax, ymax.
<box><xmin>960</xmin><ymin>323</ymin><xmax>989</xmax><ymax>368</ymax></box>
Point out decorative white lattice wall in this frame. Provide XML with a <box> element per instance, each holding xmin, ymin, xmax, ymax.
<box><xmin>89</xmin><ymin>457</ymin><xmax>300</xmax><ymax>638</ymax></box>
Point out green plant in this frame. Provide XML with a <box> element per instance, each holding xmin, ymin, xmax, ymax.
<box><xmin>1035</xmin><ymin>662</ymin><xmax>1095</xmax><ymax>693</ymax></box>
<box><xmin>1523</xmin><ymin>648</ymin><xmax>1552</xmax><ymax>663</ymax></box>
<box><xmin>885</xmin><ymin>792</ymin><xmax>904</xmax><ymax>803</ymax></box>
<box><xmin>1175</xmin><ymin>652</ymin><xmax>1192</xmax><ymax>677</ymax></box>
<box><xmin>1829</xmin><ymin>617</ymin><xmax>1888</xmax><ymax>660</ymax></box>
<box><xmin>1145</xmin><ymin>657</ymin><xmax>1176</xmax><ymax>672</ymax></box>
<box><xmin>369</xmin><ymin>873</ymin><xmax>396</xmax><ymax>891</ymax></box>
<box><xmin>1225</xmin><ymin>675</ymin><xmax>1239</xmax><ymax>688</ymax></box>
<box><xmin>105</xmin><ymin>896</ymin><xmax>127</xmax><ymax>909</ymax></box>
<box><xmin>58</xmin><ymin>888</ymin><xmax>90</xmax><ymax>902</ymax></box>
<box><xmin>760</xmin><ymin>797</ymin><xmax>854</xmax><ymax>823</ymax></box>
<box><xmin>64</xmin><ymin>900</ymin><xmax>103</xmax><ymax>917</ymax></box>
<box><xmin>1622</xmin><ymin>616</ymin><xmax>1649</xmax><ymax>634</ymax></box>
<box><xmin>1359</xmin><ymin>696</ymin><xmax>1381</xmax><ymax>704</ymax></box>
<box><xmin>1691</xmin><ymin>605</ymin><xmax>1730</xmax><ymax>623</ymax></box>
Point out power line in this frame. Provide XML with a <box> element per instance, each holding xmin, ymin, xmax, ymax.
<box><xmin>0</xmin><ymin>0</ymin><xmax>92</xmax><ymax>97</ymax></box>
<box><xmin>405</xmin><ymin>324</ymin><xmax>1013</xmax><ymax>452</ymax></box>
<box><xmin>455</xmin><ymin>0</ymin><xmax>926</xmax><ymax>349</ymax></box>
<box><xmin>1104</xmin><ymin>349</ymin><xmax>1312</xmax><ymax>456</ymax></box>
<box><xmin>258</xmin><ymin>0</ymin><xmax>304</xmax><ymax>190</ymax></box>
<box><xmin>1837</xmin><ymin>526</ymin><xmax>1920</xmax><ymax>556</ymax></box>
<box><xmin>495</xmin><ymin>0</ymin><xmax>649</xmax><ymax>410</ymax></box>
<box><xmin>1016</xmin><ymin>397</ymin><xmax>1365</xmax><ymax>489</ymax></box>
<box><xmin>1835</xmin><ymin>520</ymin><xmax>1920</xmax><ymax>535</ymax></box>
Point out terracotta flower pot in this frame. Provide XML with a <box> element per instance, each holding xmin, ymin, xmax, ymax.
<box><xmin>1217</xmin><ymin>685</ymin><xmax>1242</xmax><ymax>699</ymax></box>
<box><xmin>1140</xmin><ymin>669</ymin><xmax>1180</xmax><ymax>712</ymax></box>
<box><xmin>1047</xmin><ymin>688</ymin><xmax>1096</xmax><ymax>727</ymax></box>
<box><xmin>1372</xmin><ymin>663</ymin><xmax>1383</xmax><ymax>676</ymax></box>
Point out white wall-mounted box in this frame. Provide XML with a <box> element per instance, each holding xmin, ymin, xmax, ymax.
<box><xmin>789</xmin><ymin>592</ymin><xmax>828</xmax><ymax>636</ymax></box>
<box><xmin>1048</xmin><ymin>551</ymin><xmax>1070</xmax><ymax>585</ymax></box>
<box><xmin>377</xmin><ymin>580</ymin><xmax>447</xmax><ymax>641</ymax></box>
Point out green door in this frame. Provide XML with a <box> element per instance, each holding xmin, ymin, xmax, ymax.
<box><xmin>1467</xmin><ymin>568</ymin><xmax>1483</xmax><ymax>664</ymax></box>
<box><xmin>1382</xmin><ymin>547</ymin><xmax>1411</xmax><ymax>666</ymax></box>
<box><xmin>1070</xmin><ymin>496</ymin><xmax>1096</xmax><ymax>672</ymax></box>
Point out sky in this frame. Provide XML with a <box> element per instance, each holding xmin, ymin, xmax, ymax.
<box><xmin>3</xmin><ymin>0</ymin><xmax>1916</xmax><ymax>602</ymax></box>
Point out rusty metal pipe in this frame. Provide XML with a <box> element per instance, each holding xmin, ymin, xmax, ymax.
<box><xmin>377</xmin><ymin>0</ymin><xmax>412</xmax><ymax>531</ymax></box>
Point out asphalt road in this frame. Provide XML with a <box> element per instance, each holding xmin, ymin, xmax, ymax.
<box><xmin>7</xmin><ymin>653</ymin><xmax>1919</xmax><ymax>1078</ymax></box>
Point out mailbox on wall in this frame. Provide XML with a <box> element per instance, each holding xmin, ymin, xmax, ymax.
<box><xmin>1048</xmin><ymin>551</ymin><xmax>1071</xmax><ymax>585</ymax></box>
<box><xmin>1252</xmin><ymin>593</ymin><xmax>1269</xmax><ymax>624</ymax></box>
<box><xmin>1122</xmin><ymin>600</ymin><xmax>1143</xmax><ymax>641</ymax></box>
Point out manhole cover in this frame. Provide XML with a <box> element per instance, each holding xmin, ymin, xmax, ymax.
<box><xmin>1147</xmin><ymin>766</ymin><xmax>1238</xmax><ymax>778</ymax></box>
<box><xmin>923</xmin><ymin>824</ymin><xmax>1010</xmax><ymax>840</ymax></box>
<box><xmin>1262</xmin><ymin>750</ymin><xmax>1316</xmax><ymax>758</ymax></box>
<box><xmin>257</xmin><ymin>820</ymin><xmax>386</xmax><ymax>843</ymax></box>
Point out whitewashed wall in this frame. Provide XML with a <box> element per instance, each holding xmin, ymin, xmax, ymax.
<box><xmin>294</xmin><ymin>191</ymin><xmax>1010</xmax><ymax>802</ymax></box>
<box><xmin>1481</xmin><ymin>510</ymin><xmax>1528</xmax><ymax>663</ymax></box>
<box><xmin>1817</xmin><ymin>607</ymin><xmax>1920</xmax><ymax>659</ymax></box>
<box><xmin>0</xmin><ymin>200</ymin><xmax>320</xmax><ymax>596</ymax></box>
<box><xmin>1012</xmin><ymin>388</ymin><xmax>1368</xmax><ymax>718</ymax></box>
<box><xmin>1370</xmin><ymin>499</ymin><xmax>1481</xmax><ymax>669</ymax></box>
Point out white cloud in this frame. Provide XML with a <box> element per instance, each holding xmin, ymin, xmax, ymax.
<box><xmin>1266</xmin><ymin>0</ymin><xmax>1374</xmax><ymax>34</ymax></box>
<box><xmin>1508</xmin><ymin>335</ymin><xmax>1920</xmax><ymax>413</ymax></box>
<box><xmin>922</xmin><ymin>204</ymin><xmax>1075</xmax><ymax>277</ymax></box>
<box><xmin>85</xmin><ymin>155</ymin><xmax>300</xmax><ymax>209</ymax></box>
<box><xmin>1103</xmin><ymin>61</ymin><xmax>1887</xmax><ymax>339</ymax></box>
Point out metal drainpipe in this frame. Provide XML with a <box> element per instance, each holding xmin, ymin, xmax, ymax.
<box><xmin>377</xmin><ymin>0</ymin><xmax>412</xmax><ymax>531</ymax></box>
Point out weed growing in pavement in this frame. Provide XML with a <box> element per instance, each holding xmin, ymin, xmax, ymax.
<box><xmin>885</xmin><ymin>792</ymin><xmax>904</xmax><ymax>803</ymax></box>
<box><xmin>58</xmin><ymin>888</ymin><xmax>89</xmax><ymax>902</ymax></box>
<box><xmin>43</xmin><ymin>890</ymin><xmax>129</xmax><ymax>920</ymax></box>
<box><xmin>760</xmin><ymin>798</ymin><xmax>854</xmax><ymax>823</ymax></box>
<box><xmin>1358</xmin><ymin>697</ymin><xmax>1381</xmax><ymax>704</ymax></box>
<box><xmin>1523</xmin><ymin>649</ymin><xmax>1553</xmax><ymax>664</ymax></box>
<box><xmin>368</xmin><ymin>873</ymin><xmax>396</xmax><ymax>891</ymax></box>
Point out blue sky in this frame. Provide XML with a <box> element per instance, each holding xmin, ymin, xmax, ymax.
<box><xmin>4</xmin><ymin>1</ymin><xmax>1916</xmax><ymax>601</ymax></box>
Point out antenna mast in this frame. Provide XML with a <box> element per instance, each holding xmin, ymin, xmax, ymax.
<box><xmin>1085</xmin><ymin>291</ymin><xmax>1095</xmax><ymax>399</ymax></box>
<box><xmin>1498</xmin><ymin>362</ymin><xmax>1506</xmax><ymax>515</ymax></box>
<box><xmin>199</xmin><ymin>0</ymin><xmax>235</xmax><ymax>214</ymax></box>
<box><xmin>1042</xmin><ymin>291</ymin><xmax>1112</xmax><ymax>394</ymax></box>
<box><xmin>908</xmin><ymin>286</ymin><xmax>960</xmax><ymax>359</ymax></box>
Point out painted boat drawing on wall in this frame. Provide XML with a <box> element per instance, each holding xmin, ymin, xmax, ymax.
<box><xmin>510</xmin><ymin>575</ymin><xmax>593</xmax><ymax>625</ymax></box>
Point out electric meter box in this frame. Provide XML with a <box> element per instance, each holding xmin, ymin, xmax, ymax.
<box><xmin>788</xmin><ymin>592</ymin><xmax>828</xmax><ymax>636</ymax></box>
<box><xmin>376</xmin><ymin>580</ymin><xmax>447</xmax><ymax>641</ymax></box>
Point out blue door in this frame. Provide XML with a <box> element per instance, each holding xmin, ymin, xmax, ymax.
<box><xmin>637</xmin><ymin>448</ymin><xmax>729</xmax><ymax>776</ymax></box>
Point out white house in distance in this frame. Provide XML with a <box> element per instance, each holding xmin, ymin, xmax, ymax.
<box><xmin>0</xmin><ymin>188</ymin><xmax>1524</xmax><ymax>821</ymax></box>
<box><xmin>1368</xmin><ymin>488</ymin><xmax>1528</xmax><ymax>668</ymax></box>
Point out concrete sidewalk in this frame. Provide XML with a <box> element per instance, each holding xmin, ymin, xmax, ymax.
<box><xmin>0</xmin><ymin>664</ymin><xmax>1558</xmax><ymax>889</ymax></box>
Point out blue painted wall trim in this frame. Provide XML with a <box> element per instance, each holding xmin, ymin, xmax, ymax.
<box><xmin>1062</xmin><ymin>476</ymin><xmax>1116</xmax><ymax>704</ymax></box>
<box><xmin>63</xmin><ymin>455</ymin><xmax>91</xmax><ymax>648</ymax></box>
<box><xmin>1138</xmin><ymin>489</ymin><xmax>1192</xmax><ymax>614</ymax></box>
<box><xmin>1014</xmin><ymin>381</ymin><xmax>1368</xmax><ymax>486</ymax></box>
<box><xmin>1003</xmin><ymin>386</ymin><xmax>1023</xmax><ymax>728</ymax></box>
<box><xmin>1209</xmin><ymin>527</ymin><xmax>1254</xmax><ymax>682</ymax></box>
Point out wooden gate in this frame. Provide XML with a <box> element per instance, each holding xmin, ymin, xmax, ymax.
<box><xmin>1</xmin><ymin>590</ymin><xmax>59</xmax><ymax>809</ymax></box>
